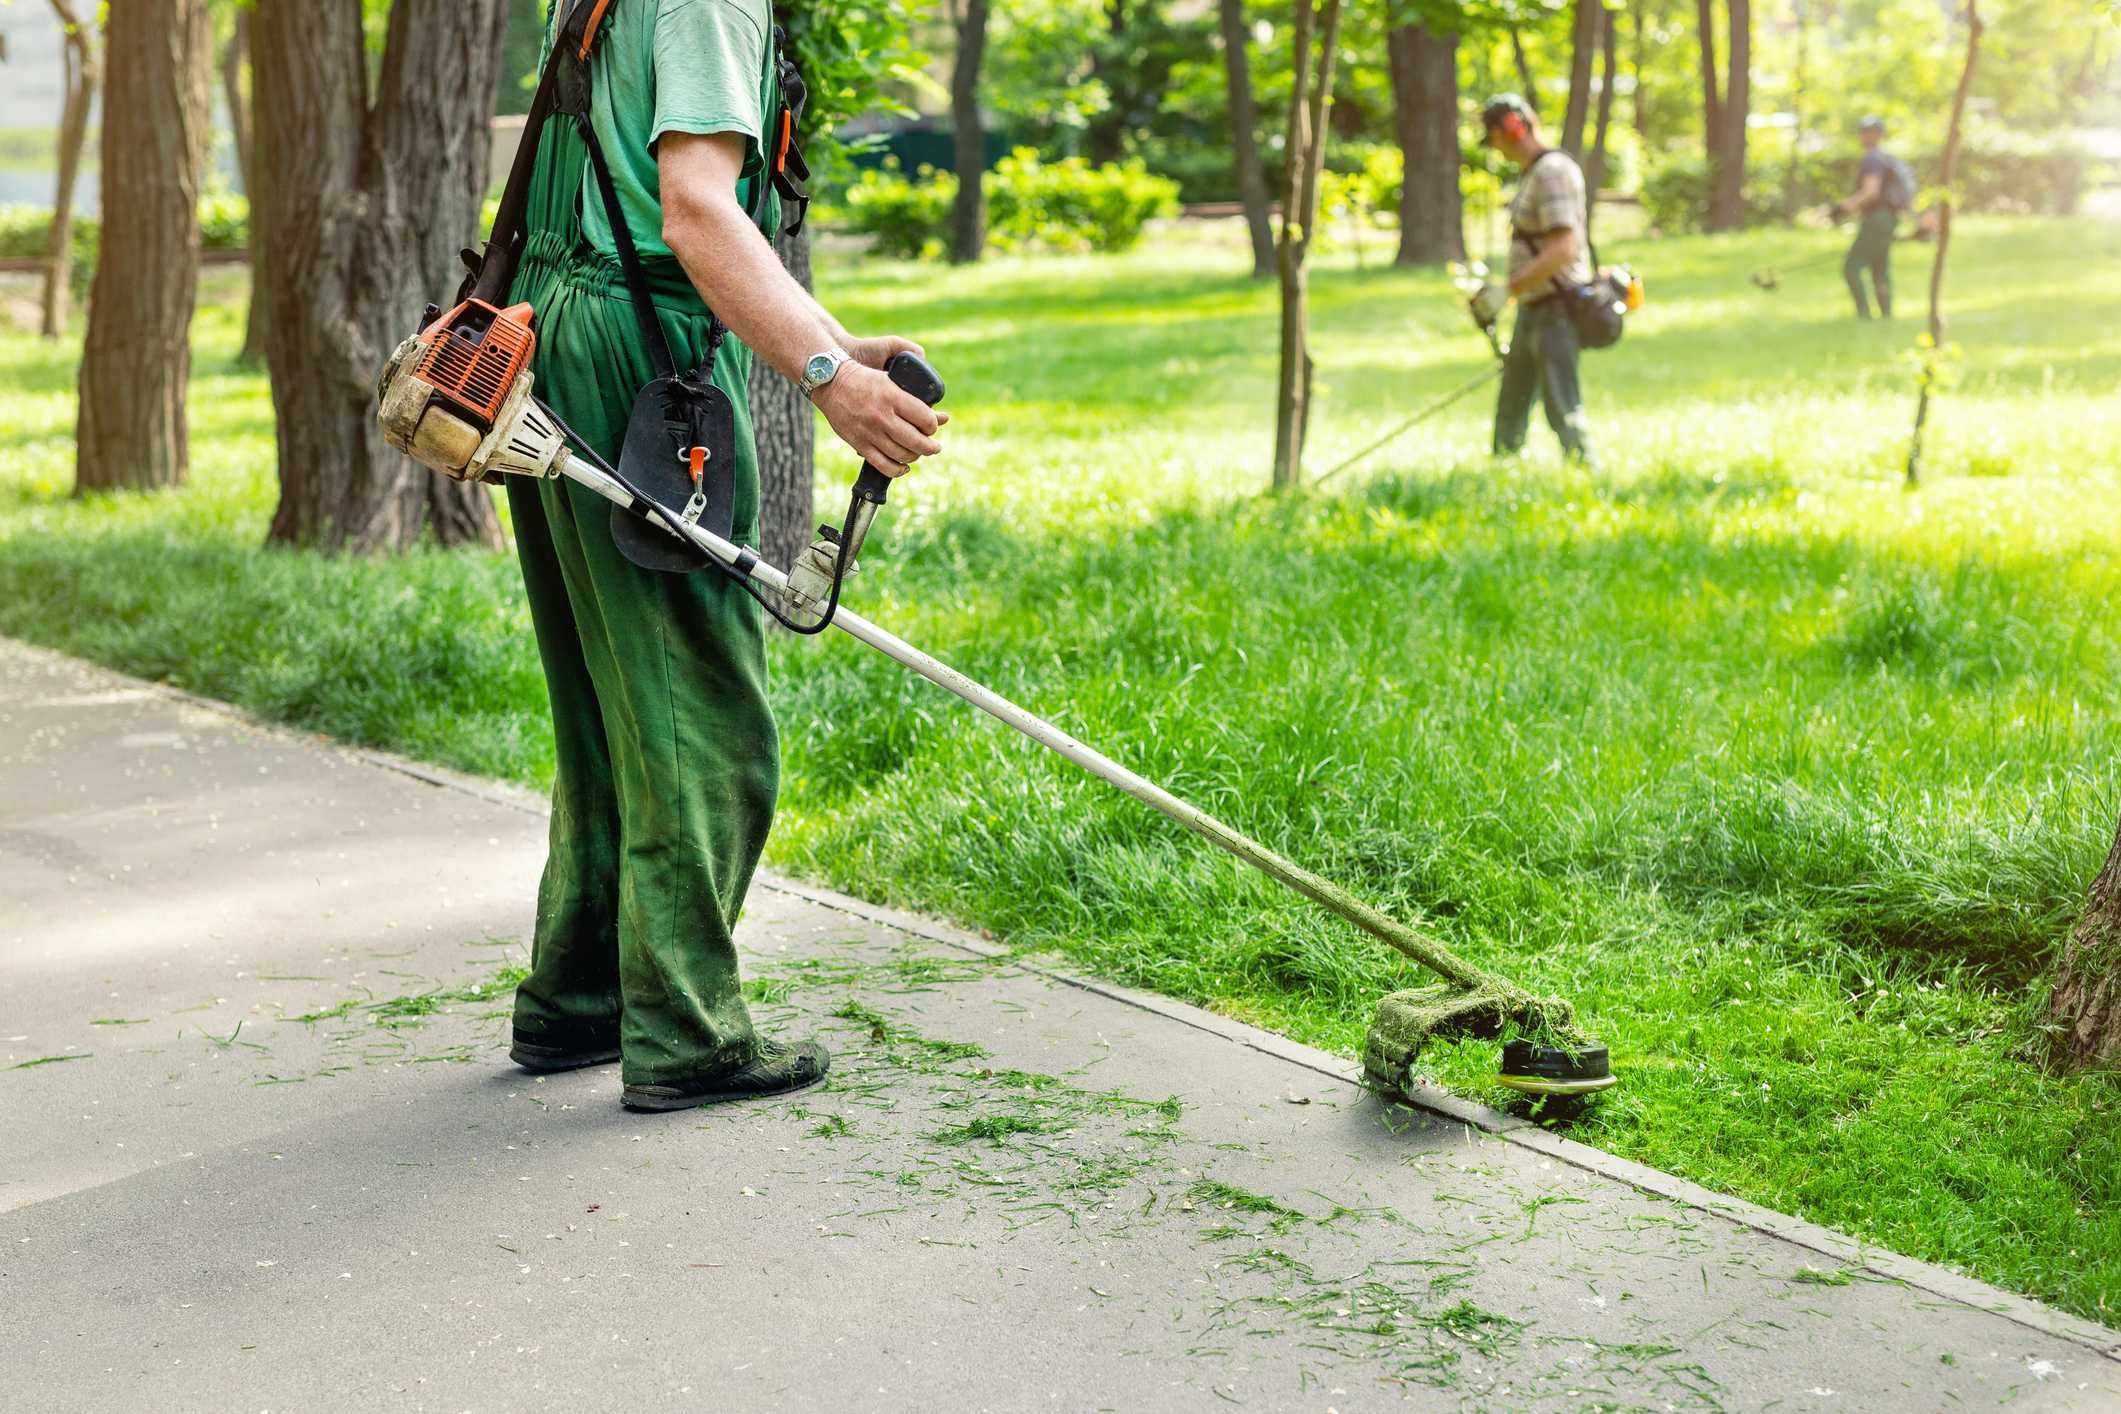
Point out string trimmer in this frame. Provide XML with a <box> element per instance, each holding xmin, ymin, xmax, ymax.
<box><xmin>1315</xmin><ymin>263</ymin><xmax>1510</xmax><ymax>488</ymax></box>
<box><xmin>1750</xmin><ymin>210</ymin><xmax>1937</xmax><ymax>290</ymax></box>
<box><xmin>374</xmin><ymin>305</ymin><xmax>1615</xmax><ymax>1104</ymax></box>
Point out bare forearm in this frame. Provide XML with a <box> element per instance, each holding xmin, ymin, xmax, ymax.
<box><xmin>664</xmin><ymin>193</ymin><xmax>844</xmax><ymax>381</ymax></box>
<box><xmin>654</xmin><ymin>131</ymin><xmax>945</xmax><ymax>476</ymax></box>
<box><xmin>1510</xmin><ymin>231</ymin><xmax>1580</xmax><ymax>295</ymax></box>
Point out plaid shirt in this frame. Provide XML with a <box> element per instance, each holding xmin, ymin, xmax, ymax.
<box><xmin>1508</xmin><ymin>150</ymin><xmax>1593</xmax><ymax>300</ymax></box>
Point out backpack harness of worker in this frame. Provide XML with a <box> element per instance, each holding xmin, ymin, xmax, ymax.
<box><xmin>375</xmin><ymin>0</ymin><xmax>836</xmax><ymax>574</ymax></box>
<box><xmin>375</xmin><ymin>0</ymin><xmax>944</xmax><ymax>634</ymax></box>
<box><xmin>1520</xmin><ymin>150</ymin><xmax>1641</xmax><ymax>353</ymax></box>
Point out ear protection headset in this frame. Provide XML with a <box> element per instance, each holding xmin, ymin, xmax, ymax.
<box><xmin>1481</xmin><ymin>94</ymin><xmax>1535</xmax><ymax>142</ymax></box>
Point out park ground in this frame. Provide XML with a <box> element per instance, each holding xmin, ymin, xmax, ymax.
<box><xmin>1</xmin><ymin>213</ymin><xmax>2118</xmax><ymax>1327</ymax></box>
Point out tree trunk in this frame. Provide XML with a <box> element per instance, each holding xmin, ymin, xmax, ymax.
<box><xmin>252</xmin><ymin>0</ymin><xmax>507</xmax><ymax>552</ymax></box>
<box><xmin>1387</xmin><ymin>20</ymin><xmax>1463</xmax><ymax>267</ymax></box>
<box><xmin>1588</xmin><ymin>6</ymin><xmax>1616</xmax><ymax>206</ymax></box>
<box><xmin>1086</xmin><ymin>0</ymin><xmax>1129</xmax><ymax>166</ymax></box>
<box><xmin>1695</xmin><ymin>0</ymin><xmax>1722</xmax><ymax>165</ymax></box>
<box><xmin>1561</xmin><ymin>0</ymin><xmax>1599</xmax><ymax>157</ymax></box>
<box><xmin>1271</xmin><ymin>0</ymin><xmax>1343</xmax><ymax>490</ymax></box>
<box><xmin>949</xmin><ymin>0</ymin><xmax>990</xmax><ymax>265</ymax></box>
<box><xmin>222</xmin><ymin>11</ymin><xmax>268</xmax><ymax>366</ymax></box>
<box><xmin>1509</xmin><ymin>26</ymin><xmax>1536</xmax><ymax>100</ymax></box>
<box><xmin>41</xmin><ymin>1</ymin><xmax>96</xmax><ymax>339</ymax></box>
<box><xmin>75</xmin><ymin>0</ymin><xmax>212</xmax><ymax>494</ymax></box>
<box><xmin>1783</xmin><ymin>0</ymin><xmax>1808</xmax><ymax>218</ymax></box>
<box><xmin>1706</xmin><ymin>0</ymin><xmax>1750</xmax><ymax>232</ymax></box>
<box><xmin>1631</xmin><ymin>1</ymin><xmax>1649</xmax><ymax>142</ymax></box>
<box><xmin>1217</xmin><ymin>0</ymin><xmax>1275</xmax><ymax>279</ymax></box>
<box><xmin>1905</xmin><ymin>1</ymin><xmax>1981</xmax><ymax>488</ymax></box>
<box><xmin>752</xmin><ymin>223</ymin><xmax>817</xmax><ymax>577</ymax></box>
<box><xmin>2047</xmin><ymin>811</ymin><xmax>2121</xmax><ymax>1074</ymax></box>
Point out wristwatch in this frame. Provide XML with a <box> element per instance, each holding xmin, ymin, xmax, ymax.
<box><xmin>800</xmin><ymin>349</ymin><xmax>851</xmax><ymax>398</ymax></box>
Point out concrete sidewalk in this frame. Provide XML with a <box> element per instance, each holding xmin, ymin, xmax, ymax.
<box><xmin>2</xmin><ymin>636</ymin><xmax>2116</xmax><ymax>1412</ymax></box>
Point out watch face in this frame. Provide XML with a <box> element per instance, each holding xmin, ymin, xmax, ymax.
<box><xmin>805</xmin><ymin>353</ymin><xmax>839</xmax><ymax>387</ymax></box>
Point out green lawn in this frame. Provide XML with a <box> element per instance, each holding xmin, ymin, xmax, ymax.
<box><xmin>2</xmin><ymin>215</ymin><xmax>2118</xmax><ymax>1325</ymax></box>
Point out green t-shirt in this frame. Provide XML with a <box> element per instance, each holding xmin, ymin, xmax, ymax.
<box><xmin>549</xmin><ymin>0</ymin><xmax>780</xmax><ymax>263</ymax></box>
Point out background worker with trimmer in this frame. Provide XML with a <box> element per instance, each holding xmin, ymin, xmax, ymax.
<box><xmin>500</xmin><ymin>0</ymin><xmax>944</xmax><ymax>1110</ymax></box>
<box><xmin>1472</xmin><ymin>94</ymin><xmax>1596</xmax><ymax>467</ymax></box>
<box><xmin>1834</xmin><ymin>116</ymin><xmax>1916</xmax><ymax>319</ymax></box>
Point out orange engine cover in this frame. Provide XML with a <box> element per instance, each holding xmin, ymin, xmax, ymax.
<box><xmin>414</xmin><ymin>300</ymin><xmax>537</xmax><ymax>429</ymax></box>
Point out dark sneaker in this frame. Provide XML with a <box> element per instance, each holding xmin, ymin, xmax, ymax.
<box><xmin>510</xmin><ymin>1032</ymin><xmax>622</xmax><ymax>1073</ymax></box>
<box><xmin>620</xmin><ymin>1038</ymin><xmax>831</xmax><ymax>1111</ymax></box>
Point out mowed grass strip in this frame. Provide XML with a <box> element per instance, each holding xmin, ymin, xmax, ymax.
<box><xmin>0</xmin><ymin>218</ymin><xmax>2117</xmax><ymax>1323</ymax></box>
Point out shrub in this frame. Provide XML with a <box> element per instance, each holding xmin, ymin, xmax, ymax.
<box><xmin>195</xmin><ymin>193</ymin><xmax>251</xmax><ymax>250</ymax></box>
<box><xmin>1639</xmin><ymin>153</ymin><xmax>1792</xmax><ymax>232</ymax></box>
<box><xmin>842</xmin><ymin>149</ymin><xmax>1178</xmax><ymax>260</ymax></box>
<box><xmin>0</xmin><ymin>196</ymin><xmax>248</xmax><ymax>293</ymax></box>
<box><xmin>986</xmin><ymin>149</ymin><xmax>1179</xmax><ymax>254</ymax></box>
<box><xmin>1947</xmin><ymin>126</ymin><xmax>2087</xmax><ymax>216</ymax></box>
<box><xmin>842</xmin><ymin>160</ymin><xmax>957</xmax><ymax>260</ymax></box>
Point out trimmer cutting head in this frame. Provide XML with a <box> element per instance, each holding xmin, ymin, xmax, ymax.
<box><xmin>1362</xmin><ymin>984</ymin><xmax>1616</xmax><ymax>1104</ymax></box>
<box><xmin>1496</xmin><ymin>1039</ymin><xmax>1616</xmax><ymax>1097</ymax></box>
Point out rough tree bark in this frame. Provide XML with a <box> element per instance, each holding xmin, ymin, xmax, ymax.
<box><xmin>1588</xmin><ymin>5</ymin><xmax>1617</xmax><ymax>206</ymax></box>
<box><xmin>1708</xmin><ymin>0</ymin><xmax>1750</xmax><ymax>231</ymax></box>
<box><xmin>2047</xmin><ymin>811</ymin><xmax>2121</xmax><ymax>1075</ymax></box>
<box><xmin>751</xmin><ymin>224</ymin><xmax>817</xmax><ymax>577</ymax></box>
<box><xmin>41</xmin><ymin>0</ymin><xmax>97</xmax><ymax>339</ymax></box>
<box><xmin>1270</xmin><ymin>0</ymin><xmax>1343</xmax><ymax>489</ymax></box>
<box><xmin>1217</xmin><ymin>0</ymin><xmax>1276</xmax><ymax>279</ymax></box>
<box><xmin>1387</xmin><ymin>19</ymin><xmax>1463</xmax><ymax>266</ymax></box>
<box><xmin>75</xmin><ymin>0</ymin><xmax>212</xmax><ymax>495</ymax></box>
<box><xmin>1560</xmin><ymin>0</ymin><xmax>1599</xmax><ymax>157</ymax></box>
<box><xmin>221</xmin><ymin>11</ymin><xmax>267</xmax><ymax>366</ymax></box>
<box><xmin>949</xmin><ymin>0</ymin><xmax>990</xmax><ymax>265</ymax></box>
<box><xmin>251</xmin><ymin>0</ymin><xmax>508</xmax><ymax>552</ymax></box>
<box><xmin>1905</xmin><ymin>0</ymin><xmax>1981</xmax><ymax>488</ymax></box>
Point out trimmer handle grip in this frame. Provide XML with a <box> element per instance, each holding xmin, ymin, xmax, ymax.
<box><xmin>853</xmin><ymin>351</ymin><xmax>947</xmax><ymax>504</ymax></box>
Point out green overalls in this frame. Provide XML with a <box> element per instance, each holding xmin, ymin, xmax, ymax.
<box><xmin>506</xmin><ymin>3</ymin><xmax>785</xmax><ymax>1086</ymax></box>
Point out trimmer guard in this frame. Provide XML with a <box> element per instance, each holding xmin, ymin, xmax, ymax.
<box><xmin>1361</xmin><ymin>985</ymin><xmax>1512</xmax><ymax>1096</ymax></box>
<box><xmin>1363</xmin><ymin>986</ymin><xmax>1616</xmax><ymax>1099</ymax></box>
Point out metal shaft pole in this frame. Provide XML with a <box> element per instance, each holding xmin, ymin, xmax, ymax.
<box><xmin>553</xmin><ymin>455</ymin><xmax>1523</xmax><ymax>1001</ymax></box>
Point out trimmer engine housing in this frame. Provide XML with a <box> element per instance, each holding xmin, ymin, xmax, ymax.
<box><xmin>376</xmin><ymin>300</ymin><xmax>569</xmax><ymax>484</ymax></box>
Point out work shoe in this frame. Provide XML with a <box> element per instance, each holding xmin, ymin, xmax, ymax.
<box><xmin>509</xmin><ymin>1030</ymin><xmax>622</xmax><ymax>1073</ymax></box>
<box><xmin>620</xmin><ymin>1038</ymin><xmax>831</xmax><ymax>1112</ymax></box>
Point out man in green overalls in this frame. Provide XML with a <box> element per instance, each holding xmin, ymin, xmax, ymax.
<box><xmin>504</xmin><ymin>0</ymin><xmax>946</xmax><ymax>1110</ymax></box>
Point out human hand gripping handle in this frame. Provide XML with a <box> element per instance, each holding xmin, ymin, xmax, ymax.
<box><xmin>853</xmin><ymin>353</ymin><xmax>947</xmax><ymax>505</ymax></box>
<box><xmin>813</xmin><ymin>346</ymin><xmax>948</xmax><ymax>481</ymax></box>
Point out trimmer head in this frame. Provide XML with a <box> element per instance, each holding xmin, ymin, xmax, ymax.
<box><xmin>1496</xmin><ymin>1039</ymin><xmax>1616</xmax><ymax>1097</ymax></box>
<box><xmin>1361</xmin><ymin>985</ymin><xmax>1615</xmax><ymax>1104</ymax></box>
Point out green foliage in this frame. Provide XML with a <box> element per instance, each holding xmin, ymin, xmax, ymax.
<box><xmin>779</xmin><ymin>0</ymin><xmax>936</xmax><ymax>182</ymax></box>
<box><xmin>1947</xmin><ymin>126</ymin><xmax>2091</xmax><ymax>216</ymax></box>
<box><xmin>842</xmin><ymin>151</ymin><xmax>1179</xmax><ymax>260</ymax></box>
<box><xmin>1640</xmin><ymin>153</ymin><xmax>1800</xmax><ymax>233</ymax></box>
<box><xmin>841</xmin><ymin>161</ymin><xmax>955</xmax><ymax>260</ymax></box>
<box><xmin>987</xmin><ymin>150</ymin><xmax>1181</xmax><ymax>254</ymax></box>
